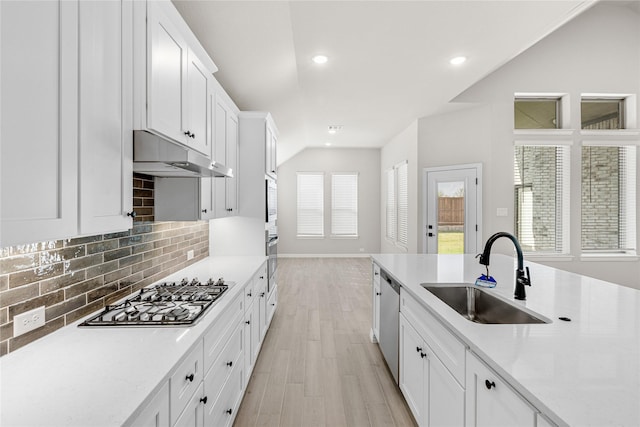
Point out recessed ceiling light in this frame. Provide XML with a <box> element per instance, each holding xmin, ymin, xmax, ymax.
<box><xmin>312</xmin><ymin>55</ymin><xmax>328</xmax><ymax>65</ymax></box>
<box><xmin>450</xmin><ymin>56</ymin><xmax>467</xmax><ymax>65</ymax></box>
<box><xmin>325</xmin><ymin>142</ymin><xmax>332</xmax><ymax>146</ymax></box>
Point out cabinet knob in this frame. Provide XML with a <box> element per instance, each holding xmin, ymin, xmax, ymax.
<box><xmin>247</xmin><ymin>292</ymin><xmax>252</xmax><ymax>297</ymax></box>
<box><xmin>376</xmin><ymin>292</ymin><xmax>381</xmax><ymax>296</ymax></box>
<box><xmin>259</xmin><ymin>276</ymin><xmax>264</xmax><ymax>279</ymax></box>
<box><xmin>485</xmin><ymin>380</ymin><xmax>496</xmax><ymax>390</ymax></box>
<box><xmin>260</xmin><ymin>292</ymin><xmax>265</xmax><ymax>298</ymax></box>
<box><xmin>202</xmin><ymin>209</ymin><xmax>207</xmax><ymax>213</ymax></box>
<box><xmin>420</xmin><ymin>352</ymin><xmax>427</xmax><ymax>359</ymax></box>
<box><xmin>226</xmin><ymin>361</ymin><xmax>233</xmax><ymax>367</ymax></box>
<box><xmin>416</xmin><ymin>347</ymin><xmax>422</xmax><ymax>353</ymax></box>
<box><xmin>245</xmin><ymin>320</ymin><xmax>250</xmax><ymax>325</ymax></box>
<box><xmin>225</xmin><ymin>409</ymin><xmax>233</xmax><ymax>415</ymax></box>
<box><xmin>126</xmin><ymin>211</ymin><xmax>137</xmax><ymax>218</ymax></box>
<box><xmin>184</xmin><ymin>130</ymin><xmax>193</xmax><ymax>137</ymax></box>
<box><xmin>227</xmin><ymin>208</ymin><xmax>233</xmax><ymax>212</ymax></box>
<box><xmin>200</xmin><ymin>396</ymin><xmax>208</xmax><ymax>404</ymax></box>
<box><xmin>185</xmin><ymin>373</ymin><xmax>194</xmax><ymax>382</ymax></box>
<box><xmin>374</xmin><ymin>271</ymin><xmax>379</xmax><ymax>276</ymax></box>
<box><xmin>271</xmin><ymin>303</ymin><xmax>275</xmax><ymax>306</ymax></box>
<box><xmin>191</xmin><ymin>133</ymin><xmax>196</xmax><ymax>139</ymax></box>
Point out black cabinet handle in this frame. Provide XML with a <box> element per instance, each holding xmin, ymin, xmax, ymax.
<box><xmin>376</xmin><ymin>292</ymin><xmax>381</xmax><ymax>296</ymax></box>
<box><xmin>271</xmin><ymin>303</ymin><xmax>275</xmax><ymax>306</ymax></box>
<box><xmin>485</xmin><ymin>380</ymin><xmax>496</xmax><ymax>390</ymax></box>
<box><xmin>202</xmin><ymin>209</ymin><xmax>207</xmax><ymax>213</ymax></box>
<box><xmin>260</xmin><ymin>292</ymin><xmax>265</xmax><ymax>298</ymax></box>
<box><xmin>247</xmin><ymin>292</ymin><xmax>252</xmax><ymax>297</ymax></box>
<box><xmin>416</xmin><ymin>347</ymin><xmax>422</xmax><ymax>353</ymax></box>
<box><xmin>226</xmin><ymin>361</ymin><xmax>233</xmax><ymax>367</ymax></box>
<box><xmin>259</xmin><ymin>276</ymin><xmax>264</xmax><ymax>279</ymax></box>
<box><xmin>126</xmin><ymin>211</ymin><xmax>137</xmax><ymax>218</ymax></box>
<box><xmin>245</xmin><ymin>320</ymin><xmax>250</xmax><ymax>325</ymax></box>
<box><xmin>200</xmin><ymin>396</ymin><xmax>208</xmax><ymax>404</ymax></box>
<box><xmin>225</xmin><ymin>409</ymin><xmax>233</xmax><ymax>415</ymax></box>
<box><xmin>184</xmin><ymin>131</ymin><xmax>192</xmax><ymax>137</ymax></box>
<box><xmin>374</xmin><ymin>271</ymin><xmax>379</xmax><ymax>276</ymax></box>
<box><xmin>420</xmin><ymin>352</ymin><xmax>427</xmax><ymax>359</ymax></box>
<box><xmin>185</xmin><ymin>373</ymin><xmax>194</xmax><ymax>382</ymax></box>
<box><xmin>191</xmin><ymin>133</ymin><xmax>195</xmax><ymax>139</ymax></box>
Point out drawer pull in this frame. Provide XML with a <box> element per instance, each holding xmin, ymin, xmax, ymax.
<box><xmin>226</xmin><ymin>361</ymin><xmax>233</xmax><ymax>367</ymax></box>
<box><xmin>225</xmin><ymin>409</ymin><xmax>233</xmax><ymax>415</ymax></box>
<box><xmin>247</xmin><ymin>292</ymin><xmax>252</xmax><ymax>297</ymax></box>
<box><xmin>416</xmin><ymin>347</ymin><xmax>422</xmax><ymax>353</ymax></box>
<box><xmin>420</xmin><ymin>352</ymin><xmax>427</xmax><ymax>359</ymax></box>
<box><xmin>485</xmin><ymin>380</ymin><xmax>496</xmax><ymax>390</ymax></box>
<box><xmin>200</xmin><ymin>396</ymin><xmax>208</xmax><ymax>404</ymax></box>
<box><xmin>260</xmin><ymin>292</ymin><xmax>265</xmax><ymax>298</ymax></box>
<box><xmin>185</xmin><ymin>373</ymin><xmax>194</xmax><ymax>382</ymax></box>
<box><xmin>245</xmin><ymin>320</ymin><xmax>250</xmax><ymax>325</ymax></box>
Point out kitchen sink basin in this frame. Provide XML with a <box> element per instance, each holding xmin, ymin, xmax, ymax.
<box><xmin>421</xmin><ymin>284</ymin><xmax>549</xmax><ymax>324</ymax></box>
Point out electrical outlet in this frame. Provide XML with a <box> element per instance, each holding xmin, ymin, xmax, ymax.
<box><xmin>187</xmin><ymin>249</ymin><xmax>194</xmax><ymax>260</ymax></box>
<box><xmin>14</xmin><ymin>306</ymin><xmax>45</xmax><ymax>337</ymax></box>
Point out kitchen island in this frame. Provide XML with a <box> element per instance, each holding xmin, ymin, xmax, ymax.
<box><xmin>371</xmin><ymin>253</ymin><xmax>640</xmax><ymax>426</ymax></box>
<box><xmin>0</xmin><ymin>255</ymin><xmax>269</xmax><ymax>427</ymax></box>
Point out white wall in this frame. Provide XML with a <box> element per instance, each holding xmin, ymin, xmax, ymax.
<box><xmin>277</xmin><ymin>147</ymin><xmax>381</xmax><ymax>255</ymax></box>
<box><xmin>417</xmin><ymin>3</ymin><xmax>640</xmax><ymax>289</ymax></box>
<box><xmin>380</xmin><ymin>120</ymin><xmax>420</xmax><ymax>253</ymax></box>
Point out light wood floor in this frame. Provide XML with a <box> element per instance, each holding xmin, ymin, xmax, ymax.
<box><xmin>233</xmin><ymin>257</ymin><xmax>417</xmax><ymax>427</ymax></box>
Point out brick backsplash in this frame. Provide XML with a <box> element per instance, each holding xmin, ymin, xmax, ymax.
<box><xmin>0</xmin><ymin>173</ymin><xmax>209</xmax><ymax>356</ymax></box>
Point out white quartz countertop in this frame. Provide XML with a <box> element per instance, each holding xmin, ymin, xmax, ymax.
<box><xmin>0</xmin><ymin>255</ymin><xmax>267</xmax><ymax>427</ymax></box>
<box><xmin>371</xmin><ymin>253</ymin><xmax>640</xmax><ymax>427</ymax></box>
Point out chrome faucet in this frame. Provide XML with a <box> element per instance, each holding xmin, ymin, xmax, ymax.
<box><xmin>477</xmin><ymin>232</ymin><xmax>531</xmax><ymax>300</ymax></box>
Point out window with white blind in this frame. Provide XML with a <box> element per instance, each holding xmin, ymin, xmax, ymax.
<box><xmin>331</xmin><ymin>173</ymin><xmax>358</xmax><ymax>237</ymax></box>
<box><xmin>297</xmin><ymin>173</ymin><xmax>324</xmax><ymax>237</ymax></box>
<box><xmin>397</xmin><ymin>162</ymin><xmax>408</xmax><ymax>247</ymax></box>
<box><xmin>514</xmin><ymin>145</ymin><xmax>570</xmax><ymax>253</ymax></box>
<box><xmin>386</xmin><ymin>169</ymin><xmax>396</xmax><ymax>241</ymax></box>
<box><xmin>386</xmin><ymin>161</ymin><xmax>408</xmax><ymax>248</ymax></box>
<box><xmin>581</xmin><ymin>144</ymin><xmax>636</xmax><ymax>253</ymax></box>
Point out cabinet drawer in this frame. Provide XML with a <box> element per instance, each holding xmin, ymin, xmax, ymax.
<box><xmin>244</xmin><ymin>278</ymin><xmax>256</xmax><ymax>311</ymax></box>
<box><xmin>170</xmin><ymin>341</ymin><xmax>203</xmax><ymax>426</ymax></box>
<box><xmin>266</xmin><ymin>284</ymin><xmax>277</xmax><ymax>326</ymax></box>
<box><xmin>203</xmin><ymin>291</ymin><xmax>243</xmax><ymax>373</ymax></box>
<box><xmin>373</xmin><ymin>263</ymin><xmax>381</xmax><ymax>284</ymax></box>
<box><xmin>400</xmin><ymin>288</ymin><xmax>466</xmax><ymax>386</ymax></box>
<box><xmin>204</xmin><ymin>322</ymin><xmax>243</xmax><ymax>404</ymax></box>
<box><xmin>205</xmin><ymin>353</ymin><xmax>244</xmax><ymax>427</ymax></box>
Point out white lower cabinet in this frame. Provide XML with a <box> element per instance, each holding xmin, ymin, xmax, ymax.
<box><xmin>399</xmin><ymin>314</ymin><xmax>464</xmax><ymax>427</ymax></box>
<box><xmin>465</xmin><ymin>352</ymin><xmax>535</xmax><ymax>427</ymax></box>
<box><xmin>128</xmin><ymin>381</ymin><xmax>170</xmax><ymax>427</ymax></box>
<box><xmin>173</xmin><ymin>383</ymin><xmax>205</xmax><ymax>427</ymax></box>
<box><xmin>372</xmin><ymin>263</ymin><xmax>381</xmax><ymax>341</ymax></box>
<box><xmin>266</xmin><ymin>284</ymin><xmax>277</xmax><ymax>327</ymax></box>
<box><xmin>127</xmin><ymin>261</ymin><xmax>273</xmax><ymax>427</ymax></box>
<box><xmin>170</xmin><ymin>343</ymin><xmax>204</xmax><ymax>426</ymax></box>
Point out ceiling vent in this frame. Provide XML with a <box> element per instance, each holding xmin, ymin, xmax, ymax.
<box><xmin>328</xmin><ymin>125</ymin><xmax>343</xmax><ymax>134</ymax></box>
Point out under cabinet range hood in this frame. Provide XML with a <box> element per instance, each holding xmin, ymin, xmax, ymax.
<box><xmin>133</xmin><ymin>130</ymin><xmax>233</xmax><ymax>178</ymax></box>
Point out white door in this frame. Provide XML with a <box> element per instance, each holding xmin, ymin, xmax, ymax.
<box><xmin>424</xmin><ymin>164</ymin><xmax>482</xmax><ymax>254</ymax></box>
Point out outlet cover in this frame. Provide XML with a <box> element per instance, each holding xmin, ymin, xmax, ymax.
<box><xmin>14</xmin><ymin>306</ymin><xmax>45</xmax><ymax>337</ymax></box>
<box><xmin>187</xmin><ymin>249</ymin><xmax>194</xmax><ymax>260</ymax></box>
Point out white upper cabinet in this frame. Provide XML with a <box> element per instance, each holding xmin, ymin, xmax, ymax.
<box><xmin>0</xmin><ymin>0</ymin><xmax>79</xmax><ymax>246</ymax></box>
<box><xmin>214</xmin><ymin>92</ymin><xmax>239</xmax><ymax>217</ymax></box>
<box><xmin>78</xmin><ymin>0</ymin><xmax>134</xmax><ymax>235</ymax></box>
<box><xmin>141</xmin><ymin>0</ymin><xmax>215</xmax><ymax>156</ymax></box>
<box><xmin>1</xmin><ymin>0</ymin><xmax>134</xmax><ymax>247</ymax></box>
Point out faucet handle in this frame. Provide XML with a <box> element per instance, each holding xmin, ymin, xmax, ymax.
<box><xmin>524</xmin><ymin>266</ymin><xmax>531</xmax><ymax>286</ymax></box>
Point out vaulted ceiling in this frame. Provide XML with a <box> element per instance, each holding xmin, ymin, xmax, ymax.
<box><xmin>172</xmin><ymin>0</ymin><xmax>597</xmax><ymax>165</ymax></box>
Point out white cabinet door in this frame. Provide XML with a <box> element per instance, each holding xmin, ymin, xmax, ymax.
<box><xmin>146</xmin><ymin>1</ymin><xmax>187</xmax><ymax>144</ymax></box>
<box><xmin>428</xmin><ymin>349</ymin><xmax>465</xmax><ymax>427</ymax></box>
<box><xmin>127</xmin><ymin>381</ymin><xmax>170</xmax><ymax>427</ymax></box>
<box><xmin>243</xmin><ymin>304</ymin><xmax>255</xmax><ymax>383</ymax></box>
<box><xmin>372</xmin><ymin>263</ymin><xmax>381</xmax><ymax>341</ymax></box>
<box><xmin>399</xmin><ymin>315</ymin><xmax>427</xmax><ymax>425</ymax></box>
<box><xmin>173</xmin><ymin>383</ymin><xmax>205</xmax><ymax>427</ymax></box>
<box><xmin>214</xmin><ymin>96</ymin><xmax>238</xmax><ymax>217</ymax></box>
<box><xmin>185</xmin><ymin>50</ymin><xmax>211</xmax><ymax>155</ymax></box>
<box><xmin>1</xmin><ymin>0</ymin><xmax>78</xmax><ymax>246</ymax></box>
<box><xmin>466</xmin><ymin>352</ymin><xmax>535</xmax><ymax>427</ymax></box>
<box><xmin>78</xmin><ymin>0</ymin><xmax>133</xmax><ymax>235</ymax></box>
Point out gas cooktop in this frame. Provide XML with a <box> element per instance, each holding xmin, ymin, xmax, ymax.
<box><xmin>78</xmin><ymin>277</ymin><xmax>231</xmax><ymax>327</ymax></box>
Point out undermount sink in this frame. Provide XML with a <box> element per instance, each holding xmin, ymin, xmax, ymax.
<box><xmin>421</xmin><ymin>284</ymin><xmax>550</xmax><ymax>324</ymax></box>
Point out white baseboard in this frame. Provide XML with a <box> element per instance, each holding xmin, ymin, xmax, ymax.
<box><xmin>278</xmin><ymin>253</ymin><xmax>371</xmax><ymax>258</ymax></box>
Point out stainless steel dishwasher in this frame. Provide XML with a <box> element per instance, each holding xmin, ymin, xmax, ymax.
<box><xmin>379</xmin><ymin>269</ymin><xmax>400</xmax><ymax>384</ymax></box>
